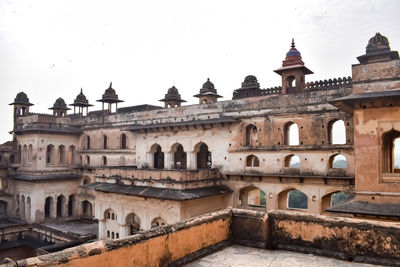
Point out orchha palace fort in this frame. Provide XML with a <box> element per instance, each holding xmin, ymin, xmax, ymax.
<box><xmin>1</xmin><ymin>33</ymin><xmax>400</xmax><ymax>266</ymax></box>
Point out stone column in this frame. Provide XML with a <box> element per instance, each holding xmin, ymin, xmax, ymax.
<box><xmin>98</xmin><ymin>220</ymin><xmax>105</xmax><ymax>239</ymax></box>
<box><xmin>187</xmin><ymin>152</ymin><xmax>197</xmax><ymax>170</ymax></box>
<box><xmin>146</xmin><ymin>152</ymin><xmax>154</xmax><ymax>168</ymax></box>
<box><xmin>164</xmin><ymin>152</ymin><xmax>173</xmax><ymax>169</ymax></box>
<box><xmin>119</xmin><ymin>224</ymin><xmax>126</xmax><ymax>238</ymax></box>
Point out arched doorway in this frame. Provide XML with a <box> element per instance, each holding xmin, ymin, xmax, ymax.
<box><xmin>57</xmin><ymin>195</ymin><xmax>66</xmax><ymax>217</ymax></box>
<box><xmin>173</xmin><ymin>144</ymin><xmax>186</xmax><ymax>169</ymax></box>
<box><xmin>68</xmin><ymin>195</ymin><xmax>75</xmax><ymax>217</ymax></box>
<box><xmin>238</xmin><ymin>186</ymin><xmax>266</xmax><ymax>211</ymax></box>
<box><xmin>196</xmin><ymin>143</ymin><xmax>211</xmax><ymax>169</ymax></box>
<box><xmin>81</xmin><ymin>200</ymin><xmax>93</xmax><ymax>218</ymax></box>
<box><xmin>45</xmin><ymin>196</ymin><xmax>54</xmax><ymax>218</ymax></box>
<box><xmin>0</xmin><ymin>200</ymin><xmax>7</xmax><ymax>217</ymax></box>
<box><xmin>153</xmin><ymin>145</ymin><xmax>164</xmax><ymax>169</ymax></box>
<box><xmin>151</xmin><ymin>217</ymin><xmax>167</xmax><ymax>228</ymax></box>
<box><xmin>125</xmin><ymin>213</ymin><xmax>140</xmax><ymax>235</ymax></box>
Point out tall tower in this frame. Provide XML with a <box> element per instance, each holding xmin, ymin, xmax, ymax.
<box><xmin>274</xmin><ymin>39</ymin><xmax>313</xmax><ymax>94</ymax></box>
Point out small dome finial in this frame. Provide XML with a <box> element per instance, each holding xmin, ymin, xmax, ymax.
<box><xmin>291</xmin><ymin>38</ymin><xmax>295</xmax><ymax>49</ymax></box>
<box><xmin>109</xmin><ymin>82</ymin><xmax>112</xmax><ymax>88</ymax></box>
<box><xmin>80</xmin><ymin>88</ymin><xmax>83</xmax><ymax>94</ymax></box>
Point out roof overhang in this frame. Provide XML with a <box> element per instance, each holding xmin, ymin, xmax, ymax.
<box><xmin>274</xmin><ymin>64</ymin><xmax>313</xmax><ymax>75</ymax></box>
<box><xmin>327</xmin><ymin>198</ymin><xmax>400</xmax><ymax>218</ymax></box>
<box><xmin>329</xmin><ymin>88</ymin><xmax>400</xmax><ymax>114</ymax></box>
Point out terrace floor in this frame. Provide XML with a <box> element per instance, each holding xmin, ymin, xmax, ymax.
<box><xmin>185</xmin><ymin>245</ymin><xmax>382</xmax><ymax>267</ymax></box>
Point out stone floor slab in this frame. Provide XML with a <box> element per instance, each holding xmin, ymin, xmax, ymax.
<box><xmin>185</xmin><ymin>245</ymin><xmax>383</xmax><ymax>267</ymax></box>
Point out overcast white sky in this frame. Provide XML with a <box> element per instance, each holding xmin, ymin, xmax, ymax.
<box><xmin>0</xmin><ymin>0</ymin><xmax>399</xmax><ymax>143</ymax></box>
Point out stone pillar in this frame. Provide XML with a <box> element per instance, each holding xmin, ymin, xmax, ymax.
<box><xmin>119</xmin><ymin>224</ymin><xmax>126</xmax><ymax>238</ymax></box>
<box><xmin>165</xmin><ymin>152</ymin><xmax>173</xmax><ymax>169</ymax></box>
<box><xmin>308</xmin><ymin>196</ymin><xmax>322</xmax><ymax>214</ymax></box>
<box><xmin>187</xmin><ymin>152</ymin><xmax>197</xmax><ymax>170</ymax></box>
<box><xmin>146</xmin><ymin>152</ymin><xmax>154</xmax><ymax>168</ymax></box>
<box><xmin>98</xmin><ymin>220</ymin><xmax>105</xmax><ymax>239</ymax></box>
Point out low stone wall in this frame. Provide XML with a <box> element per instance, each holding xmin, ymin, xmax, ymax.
<box><xmin>230</xmin><ymin>209</ymin><xmax>269</xmax><ymax>248</ymax></box>
<box><xmin>268</xmin><ymin>210</ymin><xmax>400</xmax><ymax>266</ymax></box>
<box><xmin>7</xmin><ymin>209</ymin><xmax>400</xmax><ymax>267</ymax></box>
<box><xmin>13</xmin><ymin>210</ymin><xmax>231</xmax><ymax>267</ymax></box>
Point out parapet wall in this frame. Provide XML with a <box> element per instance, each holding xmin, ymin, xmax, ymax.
<box><xmin>268</xmin><ymin>210</ymin><xmax>400</xmax><ymax>266</ymax></box>
<box><xmin>10</xmin><ymin>209</ymin><xmax>400</xmax><ymax>267</ymax></box>
<box><xmin>13</xmin><ymin>210</ymin><xmax>231</xmax><ymax>267</ymax></box>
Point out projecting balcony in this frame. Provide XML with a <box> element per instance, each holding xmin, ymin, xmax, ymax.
<box><xmin>92</xmin><ymin>167</ymin><xmax>223</xmax><ymax>189</ymax></box>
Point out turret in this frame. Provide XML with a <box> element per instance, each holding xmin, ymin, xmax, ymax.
<box><xmin>69</xmin><ymin>88</ymin><xmax>93</xmax><ymax>116</ymax></box>
<box><xmin>194</xmin><ymin>78</ymin><xmax>222</xmax><ymax>104</ymax></box>
<box><xmin>274</xmin><ymin>39</ymin><xmax>313</xmax><ymax>94</ymax></box>
<box><xmin>9</xmin><ymin>92</ymin><xmax>33</xmax><ymax>121</ymax></box>
<box><xmin>49</xmin><ymin>98</ymin><xmax>70</xmax><ymax>117</ymax></box>
<box><xmin>159</xmin><ymin>86</ymin><xmax>186</xmax><ymax>108</ymax></box>
<box><xmin>97</xmin><ymin>82</ymin><xmax>124</xmax><ymax>112</ymax></box>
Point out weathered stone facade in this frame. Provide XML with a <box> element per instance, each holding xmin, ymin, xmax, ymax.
<box><xmin>0</xmin><ymin>33</ymin><xmax>399</xmax><ymax>253</ymax></box>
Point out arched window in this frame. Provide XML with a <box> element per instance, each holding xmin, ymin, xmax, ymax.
<box><xmin>151</xmin><ymin>217</ymin><xmax>167</xmax><ymax>228</ymax></box>
<box><xmin>68</xmin><ymin>145</ymin><xmax>76</xmax><ymax>165</ymax></box>
<box><xmin>102</xmin><ymin>156</ymin><xmax>107</xmax><ymax>166</ymax></box>
<box><xmin>284</xmin><ymin>154</ymin><xmax>300</xmax><ymax>168</ymax></box>
<box><xmin>173</xmin><ymin>144</ymin><xmax>186</xmax><ymax>169</ymax></box>
<box><xmin>103</xmin><ymin>135</ymin><xmax>108</xmax><ymax>149</ymax></box>
<box><xmin>81</xmin><ymin>200</ymin><xmax>93</xmax><ymax>218</ymax></box>
<box><xmin>44</xmin><ymin>196</ymin><xmax>54</xmax><ymax>218</ymax></box>
<box><xmin>26</xmin><ymin>197</ymin><xmax>31</xmax><ymax>220</ymax></box>
<box><xmin>196</xmin><ymin>143</ymin><xmax>211</xmax><ymax>169</ymax></box>
<box><xmin>85</xmin><ymin>155</ymin><xmax>90</xmax><ymax>166</ymax></box>
<box><xmin>22</xmin><ymin>145</ymin><xmax>27</xmax><ymax>165</ymax></box>
<box><xmin>288</xmin><ymin>189</ymin><xmax>308</xmax><ymax>209</ymax></box>
<box><xmin>382</xmin><ymin>129</ymin><xmax>400</xmax><ymax>173</ymax></box>
<box><xmin>126</xmin><ymin>213</ymin><xmax>140</xmax><ymax>235</ymax></box>
<box><xmin>0</xmin><ymin>200</ymin><xmax>7</xmax><ymax>217</ymax></box>
<box><xmin>46</xmin><ymin>145</ymin><xmax>55</xmax><ymax>165</ymax></box>
<box><xmin>58</xmin><ymin>145</ymin><xmax>66</xmax><ymax>165</ymax></box>
<box><xmin>284</xmin><ymin>122</ymin><xmax>299</xmax><ymax>146</ymax></box>
<box><xmin>104</xmin><ymin>209</ymin><xmax>115</xmax><ymax>220</ymax></box>
<box><xmin>239</xmin><ymin>186</ymin><xmax>266</xmax><ymax>209</ymax></box>
<box><xmin>120</xmin><ymin>134</ymin><xmax>127</xmax><ymax>149</ymax></box>
<box><xmin>68</xmin><ymin>195</ymin><xmax>75</xmax><ymax>217</ymax></box>
<box><xmin>151</xmin><ymin>144</ymin><xmax>164</xmax><ymax>169</ymax></box>
<box><xmin>28</xmin><ymin>145</ymin><xmax>33</xmax><ymax>164</ymax></box>
<box><xmin>107</xmin><ymin>231</ymin><xmax>110</xmax><ymax>238</ymax></box>
<box><xmin>285</xmin><ymin>75</ymin><xmax>296</xmax><ymax>94</ymax></box>
<box><xmin>245</xmin><ymin>124</ymin><xmax>258</xmax><ymax>147</ymax></box>
<box><xmin>17</xmin><ymin>145</ymin><xmax>22</xmax><ymax>163</ymax></box>
<box><xmin>329</xmin><ymin>154</ymin><xmax>347</xmax><ymax>169</ymax></box>
<box><xmin>246</xmin><ymin>155</ymin><xmax>260</xmax><ymax>167</ymax></box>
<box><xmin>56</xmin><ymin>195</ymin><xmax>66</xmax><ymax>217</ymax></box>
<box><xmin>328</xmin><ymin>120</ymin><xmax>346</xmax><ymax>145</ymax></box>
<box><xmin>87</xmin><ymin>136</ymin><xmax>91</xmax><ymax>149</ymax></box>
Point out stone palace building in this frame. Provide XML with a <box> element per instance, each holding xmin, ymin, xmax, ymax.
<box><xmin>0</xmin><ymin>32</ymin><xmax>399</xmax><ymax>250</ymax></box>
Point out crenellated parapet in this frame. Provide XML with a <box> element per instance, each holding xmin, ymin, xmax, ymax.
<box><xmin>305</xmin><ymin>76</ymin><xmax>353</xmax><ymax>91</ymax></box>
